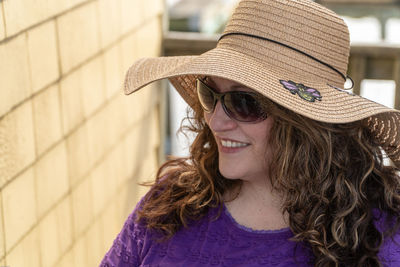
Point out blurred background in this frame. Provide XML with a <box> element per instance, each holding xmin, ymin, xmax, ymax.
<box><xmin>0</xmin><ymin>0</ymin><xmax>398</xmax><ymax>266</ymax></box>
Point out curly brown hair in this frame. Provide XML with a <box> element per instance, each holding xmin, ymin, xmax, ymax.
<box><xmin>137</xmin><ymin>90</ymin><xmax>400</xmax><ymax>266</ymax></box>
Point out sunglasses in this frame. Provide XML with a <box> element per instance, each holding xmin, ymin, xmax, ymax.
<box><xmin>196</xmin><ymin>79</ymin><xmax>268</xmax><ymax>123</ymax></box>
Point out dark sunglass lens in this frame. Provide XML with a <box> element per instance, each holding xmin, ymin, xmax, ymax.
<box><xmin>224</xmin><ymin>92</ymin><xmax>266</xmax><ymax>122</ymax></box>
<box><xmin>197</xmin><ymin>80</ymin><xmax>215</xmax><ymax>112</ymax></box>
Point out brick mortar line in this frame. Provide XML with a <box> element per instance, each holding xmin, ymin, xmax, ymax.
<box><xmin>0</xmin><ymin>1</ymin><xmax>6</xmax><ymax>37</ymax></box>
<box><xmin>1</xmin><ymin>106</ymin><xmax>159</xmax><ymax>258</ymax></box>
<box><xmin>0</xmin><ymin>13</ymin><xmax>163</xmax><ymax>122</ymax></box>
<box><xmin>27</xmin><ymin>30</ymin><xmax>43</xmax><ymax>266</ymax></box>
<box><xmin>54</xmin><ymin>18</ymin><xmax>67</xmax><ymax>138</ymax></box>
<box><xmin>25</xmin><ymin>30</ymin><xmax>41</xmax><ymax>160</ymax></box>
<box><xmin>0</xmin><ymin>191</ymin><xmax>6</xmax><ymax>263</ymax></box>
<box><xmin>24</xmin><ymin>26</ymin><xmax>43</xmax><ymax>264</ymax></box>
<box><xmin>93</xmin><ymin>0</ymin><xmax>109</xmax><ymax>119</ymax></box>
<box><xmin>0</xmin><ymin>2</ymin><xmax>8</xmax><ymax>262</ymax></box>
<box><xmin>0</xmin><ymin>0</ymin><xmax>97</xmax><ymax>46</ymax></box>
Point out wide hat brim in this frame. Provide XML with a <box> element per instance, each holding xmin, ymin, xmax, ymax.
<box><xmin>124</xmin><ymin>47</ymin><xmax>400</xmax><ymax>166</ymax></box>
<box><xmin>125</xmin><ymin>46</ymin><xmax>398</xmax><ymax>123</ymax></box>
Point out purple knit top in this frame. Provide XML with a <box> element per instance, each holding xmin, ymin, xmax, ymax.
<box><xmin>100</xmin><ymin>201</ymin><xmax>400</xmax><ymax>267</ymax></box>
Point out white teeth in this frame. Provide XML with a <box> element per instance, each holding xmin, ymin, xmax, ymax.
<box><xmin>221</xmin><ymin>140</ymin><xmax>248</xmax><ymax>148</ymax></box>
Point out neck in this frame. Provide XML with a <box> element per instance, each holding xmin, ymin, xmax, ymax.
<box><xmin>224</xmin><ymin>179</ymin><xmax>288</xmax><ymax>231</ymax></box>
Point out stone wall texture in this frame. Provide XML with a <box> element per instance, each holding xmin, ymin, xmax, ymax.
<box><xmin>0</xmin><ymin>0</ymin><xmax>164</xmax><ymax>266</ymax></box>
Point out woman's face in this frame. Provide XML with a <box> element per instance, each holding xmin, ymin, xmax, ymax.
<box><xmin>203</xmin><ymin>77</ymin><xmax>274</xmax><ymax>183</ymax></box>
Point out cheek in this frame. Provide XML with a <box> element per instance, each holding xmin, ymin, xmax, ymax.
<box><xmin>253</xmin><ymin>117</ymin><xmax>273</xmax><ymax>137</ymax></box>
<box><xmin>252</xmin><ymin>118</ymin><xmax>274</xmax><ymax>152</ymax></box>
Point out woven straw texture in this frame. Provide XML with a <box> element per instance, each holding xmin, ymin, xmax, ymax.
<box><xmin>123</xmin><ymin>0</ymin><xmax>400</xmax><ymax>166</ymax></box>
<box><xmin>366</xmin><ymin>112</ymin><xmax>400</xmax><ymax>166</ymax></box>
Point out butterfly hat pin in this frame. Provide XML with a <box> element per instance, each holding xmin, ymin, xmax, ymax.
<box><xmin>280</xmin><ymin>80</ymin><xmax>322</xmax><ymax>102</ymax></box>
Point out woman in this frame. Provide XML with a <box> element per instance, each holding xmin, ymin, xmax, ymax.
<box><xmin>101</xmin><ymin>0</ymin><xmax>400</xmax><ymax>266</ymax></box>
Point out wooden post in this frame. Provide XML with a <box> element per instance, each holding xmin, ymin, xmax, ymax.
<box><xmin>348</xmin><ymin>55</ymin><xmax>367</xmax><ymax>95</ymax></box>
<box><xmin>394</xmin><ymin>56</ymin><xmax>400</xmax><ymax>109</ymax></box>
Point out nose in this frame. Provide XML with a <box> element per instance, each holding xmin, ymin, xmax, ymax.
<box><xmin>205</xmin><ymin>101</ymin><xmax>237</xmax><ymax>132</ymax></box>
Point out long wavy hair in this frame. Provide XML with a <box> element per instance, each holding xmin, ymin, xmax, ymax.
<box><xmin>137</xmin><ymin>87</ymin><xmax>400</xmax><ymax>266</ymax></box>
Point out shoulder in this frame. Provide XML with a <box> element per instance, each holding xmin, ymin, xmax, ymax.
<box><xmin>99</xmin><ymin>197</ymin><xmax>153</xmax><ymax>266</ymax></box>
<box><xmin>379</xmin><ymin>230</ymin><xmax>400</xmax><ymax>266</ymax></box>
<box><xmin>375</xmin><ymin>210</ymin><xmax>400</xmax><ymax>265</ymax></box>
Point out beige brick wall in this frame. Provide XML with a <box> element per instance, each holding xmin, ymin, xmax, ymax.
<box><xmin>0</xmin><ymin>0</ymin><xmax>164</xmax><ymax>266</ymax></box>
<box><xmin>0</xmin><ymin>34</ymin><xmax>31</xmax><ymax>120</ymax></box>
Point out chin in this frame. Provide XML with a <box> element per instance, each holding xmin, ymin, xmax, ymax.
<box><xmin>219</xmin><ymin>167</ymin><xmax>244</xmax><ymax>181</ymax></box>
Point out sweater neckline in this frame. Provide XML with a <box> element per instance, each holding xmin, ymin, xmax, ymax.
<box><xmin>221</xmin><ymin>203</ymin><xmax>292</xmax><ymax>235</ymax></box>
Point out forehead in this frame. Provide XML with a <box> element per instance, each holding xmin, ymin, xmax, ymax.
<box><xmin>206</xmin><ymin>76</ymin><xmax>255</xmax><ymax>93</ymax></box>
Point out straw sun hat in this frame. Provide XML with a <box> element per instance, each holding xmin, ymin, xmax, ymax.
<box><xmin>124</xmin><ymin>0</ymin><xmax>400</xmax><ymax>165</ymax></box>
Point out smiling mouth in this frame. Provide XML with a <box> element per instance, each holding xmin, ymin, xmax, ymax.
<box><xmin>221</xmin><ymin>139</ymin><xmax>249</xmax><ymax>148</ymax></box>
